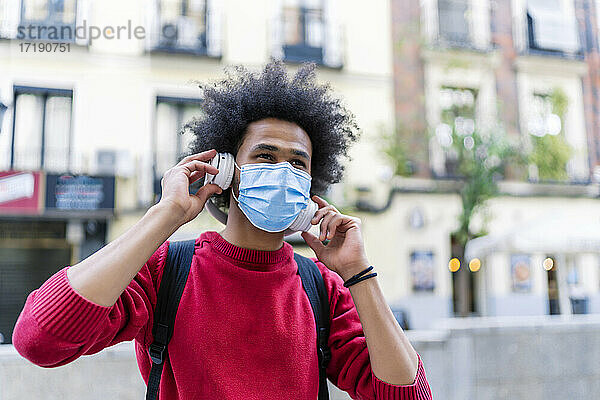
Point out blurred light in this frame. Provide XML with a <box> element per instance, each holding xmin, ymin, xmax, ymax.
<box><xmin>469</xmin><ymin>258</ymin><xmax>481</xmax><ymax>272</ymax></box>
<box><xmin>377</xmin><ymin>165</ymin><xmax>394</xmax><ymax>181</ymax></box>
<box><xmin>463</xmin><ymin>118</ymin><xmax>475</xmax><ymax>135</ymax></box>
<box><xmin>543</xmin><ymin>257</ymin><xmax>554</xmax><ymax>271</ymax></box>
<box><xmin>454</xmin><ymin>117</ymin><xmax>465</xmax><ymax>135</ymax></box>
<box><xmin>449</xmin><ymin>258</ymin><xmax>461</xmax><ymax>272</ymax></box>
<box><xmin>547</xmin><ymin>114</ymin><xmax>562</xmax><ymax>135</ymax></box>
<box><xmin>528</xmin><ymin>113</ymin><xmax>562</xmax><ymax>137</ymax></box>
<box><xmin>439</xmin><ymin>89</ymin><xmax>453</xmax><ymax>109</ymax></box>
<box><xmin>463</xmin><ymin>136</ymin><xmax>475</xmax><ymax>150</ymax></box>
<box><xmin>436</xmin><ymin>123</ymin><xmax>453</xmax><ymax>147</ymax></box>
<box><xmin>455</xmin><ymin>117</ymin><xmax>475</xmax><ymax>136</ymax></box>
<box><xmin>484</xmin><ymin>155</ymin><xmax>501</xmax><ymax>169</ymax></box>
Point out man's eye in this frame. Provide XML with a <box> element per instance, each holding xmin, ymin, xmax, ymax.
<box><xmin>258</xmin><ymin>153</ymin><xmax>274</xmax><ymax>160</ymax></box>
<box><xmin>291</xmin><ymin>159</ymin><xmax>306</xmax><ymax>167</ymax></box>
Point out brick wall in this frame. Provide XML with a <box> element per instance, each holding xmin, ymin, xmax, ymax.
<box><xmin>390</xmin><ymin>0</ymin><xmax>430</xmax><ymax>178</ymax></box>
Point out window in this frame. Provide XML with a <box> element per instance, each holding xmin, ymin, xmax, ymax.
<box><xmin>435</xmin><ymin>86</ymin><xmax>478</xmax><ymax>176</ymax></box>
<box><xmin>6</xmin><ymin>87</ymin><xmax>73</xmax><ymax>173</ymax></box>
<box><xmin>527</xmin><ymin>92</ymin><xmax>573</xmax><ymax>181</ymax></box>
<box><xmin>19</xmin><ymin>0</ymin><xmax>77</xmax><ymax>41</ymax></box>
<box><xmin>526</xmin><ymin>0</ymin><xmax>580</xmax><ymax>55</ymax></box>
<box><xmin>282</xmin><ymin>0</ymin><xmax>325</xmax><ymax>64</ymax></box>
<box><xmin>527</xmin><ymin>93</ymin><xmax>560</xmax><ymax>137</ymax></box>
<box><xmin>437</xmin><ymin>0</ymin><xmax>470</xmax><ymax>46</ymax></box>
<box><xmin>152</xmin><ymin>0</ymin><xmax>210</xmax><ymax>55</ymax></box>
<box><xmin>153</xmin><ymin>96</ymin><xmax>202</xmax><ymax>195</ymax></box>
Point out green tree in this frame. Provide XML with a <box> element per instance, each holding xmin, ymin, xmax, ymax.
<box><xmin>445</xmin><ymin>125</ymin><xmax>527</xmax><ymax>246</ymax></box>
<box><xmin>528</xmin><ymin>88</ymin><xmax>573</xmax><ymax>181</ymax></box>
<box><xmin>435</xmin><ymin>87</ymin><xmax>529</xmax><ymax>316</ymax></box>
<box><xmin>378</xmin><ymin>123</ymin><xmax>414</xmax><ymax>177</ymax></box>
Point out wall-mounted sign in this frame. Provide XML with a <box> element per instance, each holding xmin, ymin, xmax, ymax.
<box><xmin>0</xmin><ymin>170</ymin><xmax>44</xmax><ymax>215</ymax></box>
<box><xmin>410</xmin><ymin>251</ymin><xmax>435</xmax><ymax>292</ymax></box>
<box><xmin>45</xmin><ymin>174</ymin><xmax>115</xmax><ymax>211</ymax></box>
<box><xmin>511</xmin><ymin>254</ymin><xmax>532</xmax><ymax>293</ymax></box>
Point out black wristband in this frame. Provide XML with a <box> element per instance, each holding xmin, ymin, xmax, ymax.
<box><xmin>343</xmin><ymin>266</ymin><xmax>374</xmax><ymax>287</ymax></box>
<box><xmin>344</xmin><ymin>273</ymin><xmax>377</xmax><ymax>287</ymax></box>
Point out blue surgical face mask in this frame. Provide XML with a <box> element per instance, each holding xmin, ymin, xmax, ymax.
<box><xmin>232</xmin><ymin>161</ymin><xmax>312</xmax><ymax>232</ymax></box>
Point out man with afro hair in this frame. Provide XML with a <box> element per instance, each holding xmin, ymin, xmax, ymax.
<box><xmin>13</xmin><ymin>60</ymin><xmax>432</xmax><ymax>400</ymax></box>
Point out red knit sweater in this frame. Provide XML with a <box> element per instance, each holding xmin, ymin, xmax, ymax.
<box><xmin>13</xmin><ymin>231</ymin><xmax>431</xmax><ymax>399</ymax></box>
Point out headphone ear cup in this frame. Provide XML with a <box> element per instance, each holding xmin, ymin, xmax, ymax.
<box><xmin>204</xmin><ymin>153</ymin><xmax>235</xmax><ymax>190</ymax></box>
<box><xmin>288</xmin><ymin>199</ymin><xmax>318</xmax><ymax>233</ymax></box>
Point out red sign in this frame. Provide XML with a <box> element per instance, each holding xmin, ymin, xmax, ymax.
<box><xmin>0</xmin><ymin>170</ymin><xmax>44</xmax><ymax>215</ymax></box>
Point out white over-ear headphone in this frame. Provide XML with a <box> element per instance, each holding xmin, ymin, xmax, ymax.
<box><xmin>203</xmin><ymin>152</ymin><xmax>318</xmax><ymax>235</ymax></box>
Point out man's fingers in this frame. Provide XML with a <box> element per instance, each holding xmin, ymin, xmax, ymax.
<box><xmin>326</xmin><ymin>214</ymin><xmax>345</xmax><ymax>240</ymax></box>
<box><xmin>179</xmin><ymin>160</ymin><xmax>219</xmax><ymax>176</ymax></box>
<box><xmin>301</xmin><ymin>231</ymin><xmax>326</xmax><ymax>255</ymax></box>
<box><xmin>189</xmin><ymin>170</ymin><xmax>204</xmax><ymax>184</ymax></box>
<box><xmin>311</xmin><ymin>204</ymin><xmax>339</xmax><ymax>225</ymax></box>
<box><xmin>312</xmin><ymin>195</ymin><xmax>328</xmax><ymax>208</ymax></box>
<box><xmin>194</xmin><ymin>183</ymin><xmax>222</xmax><ymax>205</ymax></box>
<box><xmin>319</xmin><ymin>211</ymin><xmax>337</xmax><ymax>241</ymax></box>
<box><xmin>176</xmin><ymin>149</ymin><xmax>217</xmax><ymax>167</ymax></box>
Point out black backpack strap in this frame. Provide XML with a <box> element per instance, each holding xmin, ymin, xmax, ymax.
<box><xmin>145</xmin><ymin>239</ymin><xmax>196</xmax><ymax>400</ymax></box>
<box><xmin>294</xmin><ymin>253</ymin><xmax>331</xmax><ymax>400</ymax></box>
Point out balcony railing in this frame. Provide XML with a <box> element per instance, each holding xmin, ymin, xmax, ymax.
<box><xmin>271</xmin><ymin>7</ymin><xmax>343</xmax><ymax>68</ymax></box>
<box><xmin>0</xmin><ymin>0</ymin><xmax>90</xmax><ymax>45</ymax></box>
<box><xmin>147</xmin><ymin>1</ymin><xmax>222</xmax><ymax>57</ymax></box>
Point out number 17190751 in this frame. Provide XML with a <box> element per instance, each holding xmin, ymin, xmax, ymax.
<box><xmin>19</xmin><ymin>42</ymin><xmax>70</xmax><ymax>53</ymax></box>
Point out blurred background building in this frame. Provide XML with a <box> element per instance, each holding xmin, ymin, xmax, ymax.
<box><xmin>1</xmin><ymin>0</ymin><xmax>600</xmax><ymax>343</ymax></box>
<box><xmin>5</xmin><ymin>1</ymin><xmax>600</xmax><ymax>399</ymax></box>
<box><xmin>375</xmin><ymin>0</ymin><xmax>600</xmax><ymax>329</ymax></box>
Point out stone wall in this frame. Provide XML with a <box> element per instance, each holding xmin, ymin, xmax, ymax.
<box><xmin>3</xmin><ymin>315</ymin><xmax>600</xmax><ymax>399</ymax></box>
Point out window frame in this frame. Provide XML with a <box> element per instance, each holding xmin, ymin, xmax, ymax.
<box><xmin>10</xmin><ymin>85</ymin><xmax>74</xmax><ymax>172</ymax></box>
<box><xmin>19</xmin><ymin>0</ymin><xmax>78</xmax><ymax>42</ymax></box>
<box><xmin>152</xmin><ymin>95</ymin><xmax>203</xmax><ymax>197</ymax></box>
<box><xmin>282</xmin><ymin>1</ymin><xmax>326</xmax><ymax>65</ymax></box>
<box><xmin>151</xmin><ymin>0</ymin><xmax>209</xmax><ymax>56</ymax></box>
<box><xmin>435</xmin><ymin>85</ymin><xmax>480</xmax><ymax>179</ymax></box>
<box><xmin>523</xmin><ymin>0</ymin><xmax>583</xmax><ymax>58</ymax></box>
<box><xmin>436</xmin><ymin>0</ymin><xmax>471</xmax><ymax>47</ymax></box>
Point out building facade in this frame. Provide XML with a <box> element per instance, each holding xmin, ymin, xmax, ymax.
<box><xmin>374</xmin><ymin>0</ymin><xmax>600</xmax><ymax>328</ymax></box>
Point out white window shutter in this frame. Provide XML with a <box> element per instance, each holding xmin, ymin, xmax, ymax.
<box><xmin>145</xmin><ymin>0</ymin><xmax>160</xmax><ymax>51</ymax></box>
<box><xmin>0</xmin><ymin>0</ymin><xmax>22</xmax><ymax>39</ymax></box>
<box><xmin>75</xmin><ymin>0</ymin><xmax>90</xmax><ymax>46</ymax></box>
<box><xmin>206</xmin><ymin>0</ymin><xmax>223</xmax><ymax>57</ymax></box>
<box><xmin>270</xmin><ymin>0</ymin><xmax>284</xmax><ymax>60</ymax></box>
<box><xmin>323</xmin><ymin>0</ymin><xmax>343</xmax><ymax>68</ymax></box>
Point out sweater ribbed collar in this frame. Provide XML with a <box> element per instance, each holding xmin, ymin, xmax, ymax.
<box><xmin>205</xmin><ymin>231</ymin><xmax>294</xmax><ymax>271</ymax></box>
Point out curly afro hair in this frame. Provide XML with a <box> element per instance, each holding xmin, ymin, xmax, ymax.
<box><xmin>182</xmin><ymin>60</ymin><xmax>360</xmax><ymax>209</ymax></box>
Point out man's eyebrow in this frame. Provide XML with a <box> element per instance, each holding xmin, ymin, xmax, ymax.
<box><xmin>251</xmin><ymin>143</ymin><xmax>279</xmax><ymax>152</ymax></box>
<box><xmin>251</xmin><ymin>143</ymin><xmax>310</xmax><ymax>160</ymax></box>
<box><xmin>290</xmin><ymin>149</ymin><xmax>310</xmax><ymax>160</ymax></box>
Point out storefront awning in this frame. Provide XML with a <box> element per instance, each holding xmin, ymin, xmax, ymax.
<box><xmin>465</xmin><ymin>210</ymin><xmax>600</xmax><ymax>259</ymax></box>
